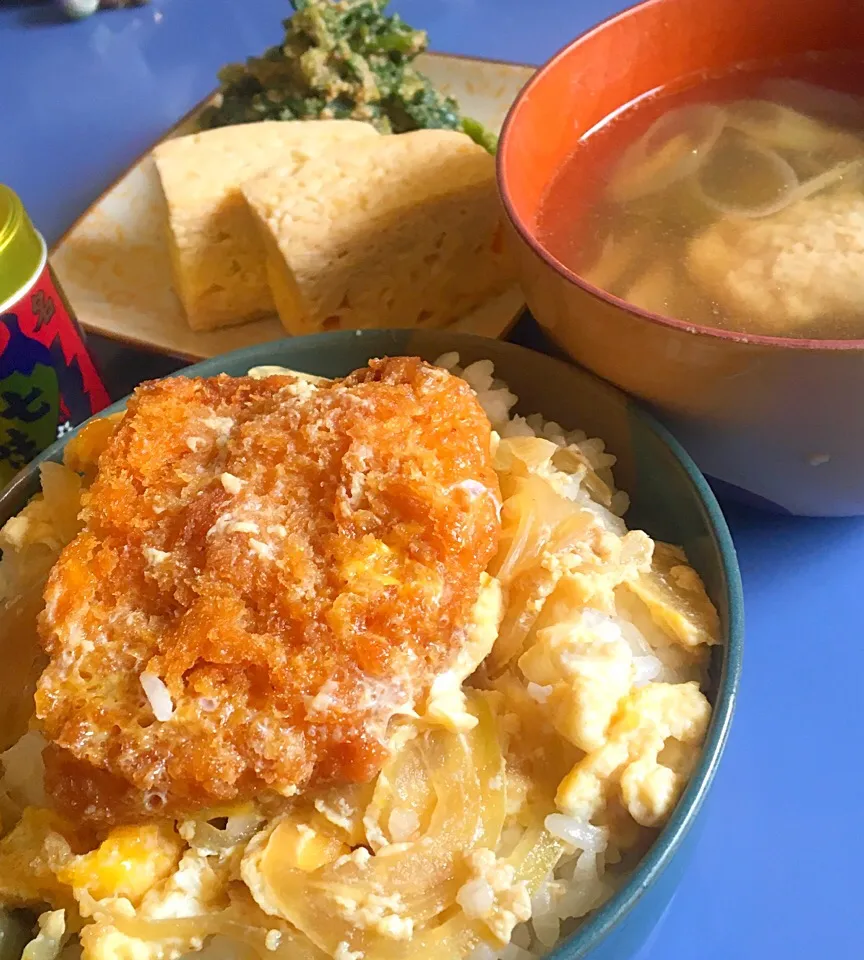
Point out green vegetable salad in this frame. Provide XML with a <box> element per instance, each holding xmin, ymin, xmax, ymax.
<box><xmin>199</xmin><ymin>0</ymin><xmax>498</xmax><ymax>153</ymax></box>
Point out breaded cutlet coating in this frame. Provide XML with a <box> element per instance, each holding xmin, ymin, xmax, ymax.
<box><xmin>36</xmin><ymin>358</ymin><xmax>501</xmax><ymax>824</ymax></box>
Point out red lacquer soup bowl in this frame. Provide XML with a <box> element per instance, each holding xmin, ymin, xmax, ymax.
<box><xmin>498</xmin><ymin>0</ymin><xmax>864</xmax><ymax>517</ymax></box>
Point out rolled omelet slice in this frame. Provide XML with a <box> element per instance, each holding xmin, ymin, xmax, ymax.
<box><xmin>241</xmin><ymin>129</ymin><xmax>514</xmax><ymax>334</ymax></box>
<box><xmin>153</xmin><ymin>120</ymin><xmax>379</xmax><ymax>332</ymax></box>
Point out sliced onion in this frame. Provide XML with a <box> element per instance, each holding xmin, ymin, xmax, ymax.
<box><xmin>503</xmin><ymin>818</ymin><xmax>569</xmax><ymax>895</ymax></box>
<box><xmin>693</xmin><ymin>129</ymin><xmax>800</xmax><ymax>218</ymax></box>
<box><xmin>362</xmin><ymin>735</ymin><xmax>437</xmax><ymax>851</ymax></box>
<box><xmin>186</xmin><ymin>810</ymin><xmax>264</xmax><ymax>853</ymax></box>
<box><xmin>607</xmin><ymin>104</ymin><xmax>726</xmax><ymax>203</ymax></box>
<box><xmin>785</xmin><ymin>158</ymin><xmax>864</xmax><ymax>203</ymax></box>
<box><xmin>581</xmin><ymin>234</ymin><xmax>630</xmax><ymax>293</ymax></box>
<box><xmin>724</xmin><ymin>98</ymin><xmax>860</xmax><ymax>154</ymax></box>
<box><xmin>581</xmin><ymin>232</ymin><xmax>641</xmax><ymax>297</ymax></box>
<box><xmin>240</xmin><ymin>692</ymin><xmax>506</xmax><ymax>958</ymax></box>
<box><xmin>621</xmin><ymin>263</ymin><xmax>676</xmax><ymax>317</ymax></box>
<box><xmin>106</xmin><ymin>903</ymin><xmax>324</xmax><ymax>960</ymax></box>
<box><xmin>21</xmin><ymin>912</ymin><xmax>67</xmax><ymax>960</ymax></box>
<box><xmin>697</xmin><ymin>133</ymin><xmax>863</xmax><ymax>219</ymax></box>
<box><xmin>759</xmin><ymin>78</ymin><xmax>864</xmax><ymax>131</ymax></box>
<box><xmin>372</xmin><ymin>817</ymin><xmax>567</xmax><ymax>960</ymax></box>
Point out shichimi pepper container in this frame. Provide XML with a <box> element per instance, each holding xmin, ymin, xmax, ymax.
<box><xmin>0</xmin><ymin>185</ymin><xmax>109</xmax><ymax>486</ymax></box>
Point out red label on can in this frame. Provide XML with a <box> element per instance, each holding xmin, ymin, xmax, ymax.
<box><xmin>1</xmin><ymin>263</ymin><xmax>109</xmax><ymax>418</ymax></box>
<box><xmin>0</xmin><ymin>263</ymin><xmax>110</xmax><ymax>480</ymax></box>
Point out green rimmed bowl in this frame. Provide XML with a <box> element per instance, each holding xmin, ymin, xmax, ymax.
<box><xmin>0</xmin><ymin>330</ymin><xmax>743</xmax><ymax>959</ymax></box>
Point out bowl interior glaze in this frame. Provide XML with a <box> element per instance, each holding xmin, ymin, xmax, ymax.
<box><xmin>1</xmin><ymin>331</ymin><xmax>744</xmax><ymax>958</ymax></box>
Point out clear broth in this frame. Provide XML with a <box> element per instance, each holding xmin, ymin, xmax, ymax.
<box><xmin>537</xmin><ymin>53</ymin><xmax>864</xmax><ymax>340</ymax></box>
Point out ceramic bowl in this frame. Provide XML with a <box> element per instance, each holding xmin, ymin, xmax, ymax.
<box><xmin>1</xmin><ymin>331</ymin><xmax>742</xmax><ymax>959</ymax></box>
<box><xmin>498</xmin><ymin>0</ymin><xmax>864</xmax><ymax>516</ymax></box>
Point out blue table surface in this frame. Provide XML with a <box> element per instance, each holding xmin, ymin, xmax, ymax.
<box><xmin>1</xmin><ymin>2</ymin><xmax>862</xmax><ymax>958</ymax></box>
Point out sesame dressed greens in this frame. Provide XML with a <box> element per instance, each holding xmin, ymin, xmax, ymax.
<box><xmin>198</xmin><ymin>0</ymin><xmax>498</xmax><ymax>153</ymax></box>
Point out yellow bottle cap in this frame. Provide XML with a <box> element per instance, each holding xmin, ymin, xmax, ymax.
<box><xmin>0</xmin><ymin>185</ymin><xmax>45</xmax><ymax>310</ymax></box>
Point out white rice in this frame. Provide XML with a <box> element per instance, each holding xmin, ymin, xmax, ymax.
<box><xmin>140</xmin><ymin>672</ymin><xmax>174</xmax><ymax>722</ymax></box>
<box><xmin>525</xmin><ymin>682</ymin><xmax>552</xmax><ymax>704</ymax></box>
<box><xmin>543</xmin><ymin>817</ymin><xmax>608</xmax><ymax>855</ymax></box>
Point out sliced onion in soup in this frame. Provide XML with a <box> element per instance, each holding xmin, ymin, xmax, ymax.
<box><xmin>607</xmin><ymin>104</ymin><xmax>726</xmax><ymax>203</ymax></box>
<box><xmin>581</xmin><ymin>233</ymin><xmax>639</xmax><ymax>293</ymax></box>
<box><xmin>758</xmin><ymin>79</ymin><xmax>864</xmax><ymax>132</ymax></box>
<box><xmin>724</xmin><ymin>98</ymin><xmax>861</xmax><ymax>155</ymax></box>
<box><xmin>785</xmin><ymin>158</ymin><xmax>864</xmax><ymax>203</ymax></box>
<box><xmin>621</xmin><ymin>263</ymin><xmax>676</xmax><ymax>317</ymax></box>
<box><xmin>693</xmin><ymin>129</ymin><xmax>800</xmax><ymax>218</ymax></box>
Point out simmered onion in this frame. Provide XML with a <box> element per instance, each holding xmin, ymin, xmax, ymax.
<box><xmin>21</xmin><ymin>913</ymin><xmax>67</xmax><ymax>960</ymax></box>
<box><xmin>372</xmin><ymin>817</ymin><xmax>568</xmax><ymax>960</ymax></box>
<box><xmin>241</xmin><ymin>692</ymin><xmax>507</xmax><ymax>959</ymax></box>
<box><xmin>487</xmin><ymin>470</ymin><xmax>595</xmax><ymax>674</ymax></box>
<box><xmin>184</xmin><ymin>809</ymin><xmax>265</xmax><ymax>855</ymax></box>
<box><xmin>624</xmin><ymin>542</ymin><xmax>720</xmax><ymax>649</ymax></box>
<box><xmin>725</xmin><ymin>97</ymin><xmax>862</xmax><ymax>154</ymax></box>
<box><xmin>759</xmin><ymin>78</ymin><xmax>864</xmax><ymax>130</ymax></box>
<box><xmin>607</xmin><ymin>104</ymin><xmax>726</xmax><ymax>203</ymax></box>
<box><xmin>693</xmin><ymin>128</ymin><xmax>800</xmax><ymax>218</ymax></box>
<box><xmin>784</xmin><ymin>158</ymin><xmax>864</xmax><ymax>204</ymax></box>
<box><xmin>96</xmin><ymin>904</ymin><xmax>327</xmax><ymax>960</ymax></box>
<box><xmin>362</xmin><ymin>738</ymin><xmax>437</xmax><ymax>850</ymax></box>
<box><xmin>696</xmin><ymin>128</ymin><xmax>864</xmax><ymax>219</ymax></box>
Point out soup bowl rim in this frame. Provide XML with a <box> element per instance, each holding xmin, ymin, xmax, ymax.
<box><xmin>497</xmin><ymin>0</ymin><xmax>864</xmax><ymax>353</ymax></box>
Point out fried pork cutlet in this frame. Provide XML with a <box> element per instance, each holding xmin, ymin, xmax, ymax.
<box><xmin>36</xmin><ymin>358</ymin><xmax>501</xmax><ymax>824</ymax></box>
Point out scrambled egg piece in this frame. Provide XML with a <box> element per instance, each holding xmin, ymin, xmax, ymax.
<box><xmin>534</xmin><ymin>530</ymin><xmax>653</xmax><ymax>620</ymax></box>
<box><xmin>330</xmin><ymin>891</ymin><xmax>413</xmax><ymax>942</ymax></box>
<box><xmin>58</xmin><ymin>824</ymin><xmax>182</xmax><ymax>906</ymax></box>
<box><xmin>422</xmin><ymin>574</ymin><xmax>504</xmax><ymax>732</ymax></box>
<box><xmin>22</xmin><ymin>909</ymin><xmax>67</xmax><ymax>960</ymax></box>
<box><xmin>556</xmin><ymin>681</ymin><xmax>711</xmax><ymax>828</ymax></box>
<box><xmin>455</xmin><ymin>848</ymin><xmax>531</xmax><ymax>945</ymax></box>
<box><xmin>519</xmin><ymin>611</ymin><xmax>634</xmax><ymax>753</ymax></box>
<box><xmin>136</xmin><ymin>848</ymin><xmax>229</xmax><ymax>922</ymax></box>
<box><xmin>487</xmin><ymin>673</ymin><xmax>581</xmax><ymax>817</ymax></box>
<box><xmin>625</xmin><ymin>543</ymin><xmax>721</xmax><ymax>649</ymax></box>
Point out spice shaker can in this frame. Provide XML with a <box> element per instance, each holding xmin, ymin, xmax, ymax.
<box><xmin>0</xmin><ymin>185</ymin><xmax>110</xmax><ymax>485</ymax></box>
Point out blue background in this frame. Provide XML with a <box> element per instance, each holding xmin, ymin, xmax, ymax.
<box><xmin>1</xmin><ymin>1</ymin><xmax>862</xmax><ymax>957</ymax></box>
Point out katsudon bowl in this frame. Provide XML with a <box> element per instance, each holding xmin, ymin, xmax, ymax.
<box><xmin>0</xmin><ymin>331</ymin><xmax>742</xmax><ymax>960</ymax></box>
